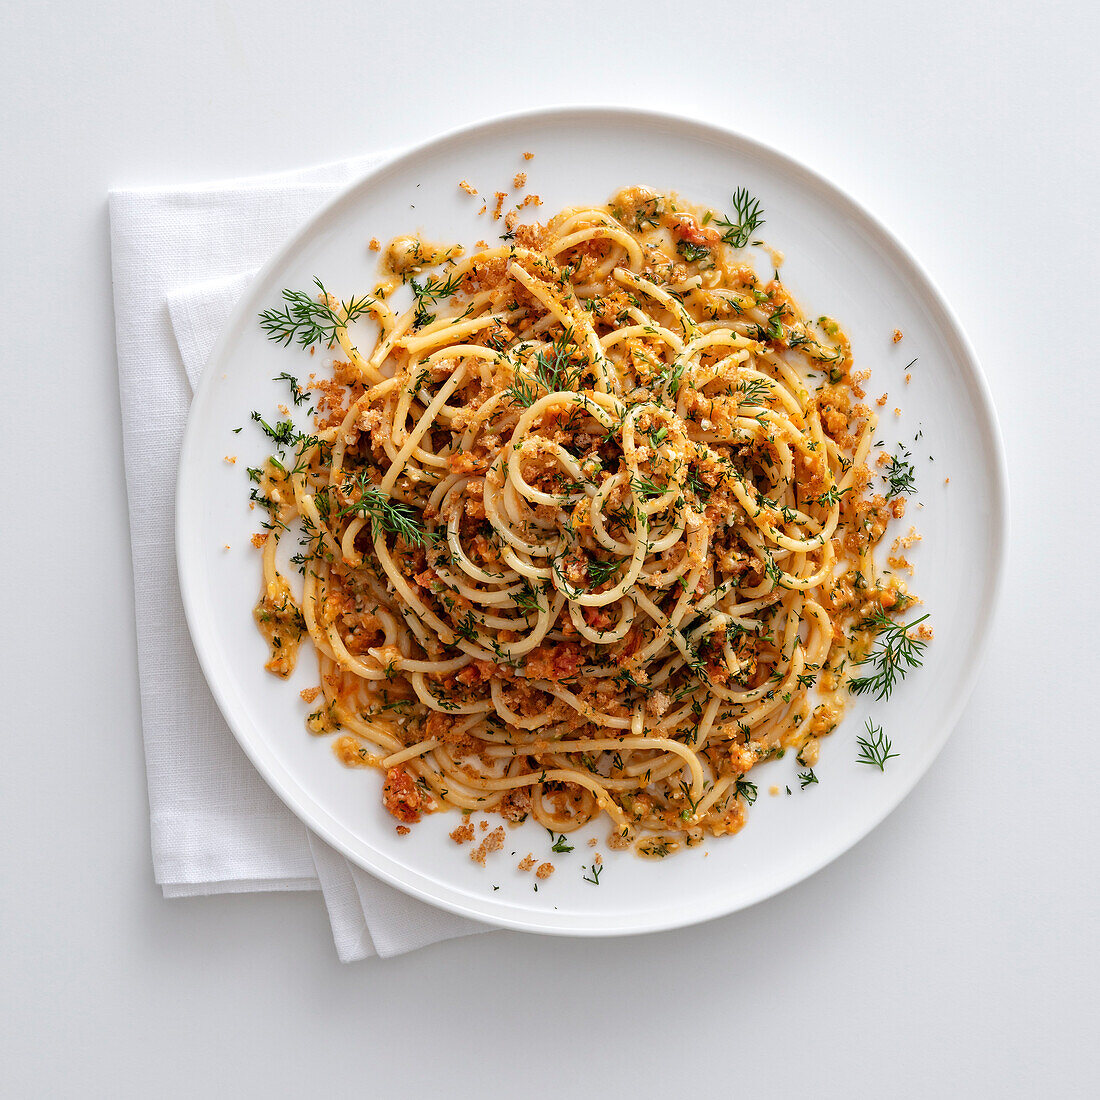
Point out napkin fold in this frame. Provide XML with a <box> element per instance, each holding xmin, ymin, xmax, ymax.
<box><xmin>109</xmin><ymin>151</ymin><xmax>487</xmax><ymax>961</ymax></box>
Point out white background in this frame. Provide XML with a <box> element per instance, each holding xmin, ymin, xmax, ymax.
<box><xmin>3</xmin><ymin>1</ymin><xmax>1098</xmax><ymax>1096</ymax></box>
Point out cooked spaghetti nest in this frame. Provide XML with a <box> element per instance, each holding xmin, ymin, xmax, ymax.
<box><xmin>251</xmin><ymin>186</ymin><xmax>909</xmax><ymax>856</ymax></box>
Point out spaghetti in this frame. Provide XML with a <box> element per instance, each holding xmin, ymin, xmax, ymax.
<box><xmin>249</xmin><ymin>186</ymin><xmax>914</xmax><ymax>856</ymax></box>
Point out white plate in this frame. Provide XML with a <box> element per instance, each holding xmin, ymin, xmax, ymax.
<box><xmin>177</xmin><ymin>107</ymin><xmax>1007</xmax><ymax>936</ymax></box>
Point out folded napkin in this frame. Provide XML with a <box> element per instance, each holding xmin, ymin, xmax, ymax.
<box><xmin>109</xmin><ymin>151</ymin><xmax>488</xmax><ymax>961</ymax></box>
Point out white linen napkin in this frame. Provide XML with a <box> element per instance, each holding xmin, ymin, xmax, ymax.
<box><xmin>109</xmin><ymin>151</ymin><xmax>488</xmax><ymax>961</ymax></box>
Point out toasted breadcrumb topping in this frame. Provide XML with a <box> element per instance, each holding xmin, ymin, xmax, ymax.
<box><xmin>471</xmin><ymin>826</ymin><xmax>506</xmax><ymax>865</ymax></box>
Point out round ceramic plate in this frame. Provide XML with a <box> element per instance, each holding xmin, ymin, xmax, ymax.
<box><xmin>176</xmin><ymin>107</ymin><xmax>1007</xmax><ymax>935</ymax></box>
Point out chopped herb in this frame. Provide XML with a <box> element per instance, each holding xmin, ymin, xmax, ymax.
<box><xmin>884</xmin><ymin>444</ymin><xmax>917</xmax><ymax>498</ymax></box>
<box><xmin>816</xmin><ymin>483</ymin><xmax>851</xmax><ymax>507</ymax></box>
<box><xmin>250</xmin><ymin>410</ymin><xmax>295</xmax><ymax>446</ymax></box>
<box><xmin>585</xmin><ymin>557</ymin><xmax>623</xmax><ymax>588</ymax></box>
<box><xmin>273</xmin><ymin>371</ymin><xmax>308</xmax><ymax>406</ymax></box>
<box><xmin>764</xmin><ymin>304</ymin><xmax>787</xmax><ymax>341</ymax></box>
<box><xmin>855</xmin><ymin>719</ymin><xmax>898</xmax><ymax>771</ymax></box>
<box><xmin>848</xmin><ymin>608</ymin><xmax>930</xmax><ymax>701</ymax></box>
<box><xmin>548</xmin><ymin>831</ymin><xmax>574</xmax><ymax>854</ymax></box>
<box><xmin>259</xmin><ymin>278</ymin><xmax>374</xmax><ymax>349</ymax></box>
<box><xmin>714</xmin><ymin>187</ymin><xmax>765</xmax><ymax>249</ymax></box>
<box><xmin>337</xmin><ymin>473</ymin><xmax>438</xmax><ymax>548</ymax></box>
<box><xmin>582</xmin><ymin>863</ymin><xmax>603</xmax><ymax>885</ymax></box>
<box><xmin>736</xmin><ymin>377</ymin><xmax>772</xmax><ymax>406</ymax></box>
<box><xmin>409</xmin><ymin>270</ymin><xmax>465</xmax><ymax>330</ymax></box>
<box><xmin>676</xmin><ymin>240</ymin><xmax>711</xmax><ymax>263</ymax></box>
<box><xmin>734</xmin><ymin>778</ymin><xmax>758</xmax><ymax>805</ymax></box>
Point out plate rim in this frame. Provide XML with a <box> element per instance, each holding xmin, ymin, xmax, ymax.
<box><xmin>175</xmin><ymin>104</ymin><xmax>1010</xmax><ymax>936</ymax></box>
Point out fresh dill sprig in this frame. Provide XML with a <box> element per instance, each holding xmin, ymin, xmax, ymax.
<box><xmin>676</xmin><ymin>239</ymin><xmax>711</xmax><ymax>263</ymax></box>
<box><xmin>273</xmin><ymin>372</ymin><xmax>308</xmax><ymax>406</ymax></box>
<box><xmin>799</xmin><ymin>768</ymin><xmax>818</xmax><ymax>789</ymax></box>
<box><xmin>657</xmin><ymin>357</ymin><xmax>689</xmax><ymax>397</ymax></box>
<box><xmin>250</xmin><ymin>410</ymin><xmax>296</xmax><ymax>446</ymax></box>
<box><xmin>582</xmin><ymin>862</ymin><xmax>603</xmax><ymax>885</ymax></box>
<box><xmin>504</xmin><ymin>371</ymin><xmax>540</xmax><ymax>408</ymax></box>
<box><xmin>764</xmin><ymin>304</ymin><xmax>787</xmax><ymax>341</ymax></box>
<box><xmin>504</xmin><ymin>328</ymin><xmax>582</xmax><ymax>406</ymax></box>
<box><xmin>736</xmin><ymin>377</ymin><xmax>772</xmax><ymax>406</ymax></box>
<box><xmin>816</xmin><ymin>483</ymin><xmax>851</xmax><ymax>507</ymax></box>
<box><xmin>631</xmin><ymin>196</ymin><xmax>663</xmax><ymax>229</ymax></box>
<box><xmin>530</xmin><ymin>327</ymin><xmax>582</xmax><ymax>391</ymax></box>
<box><xmin>855</xmin><ymin>719</ymin><xmax>898</xmax><ymax>771</ymax></box>
<box><xmin>336</xmin><ymin>473</ymin><xmax>437</xmax><ymax>548</ymax></box>
<box><xmin>884</xmin><ymin>444</ymin><xmax>917</xmax><ymax>498</ymax></box>
<box><xmin>685</xmin><ymin>469</ymin><xmax>712</xmax><ymax>500</ymax></box>
<box><xmin>512</xmin><ymin>580</ymin><xmax>546</xmax><ymax>616</ymax></box>
<box><xmin>585</xmin><ymin>557</ymin><xmax>623</xmax><ymax>587</ymax></box>
<box><xmin>548</xmin><ymin>831</ymin><xmax>574</xmax><ymax>854</ymax></box>
<box><xmin>259</xmin><ymin>278</ymin><xmax>374</xmax><ymax>349</ymax></box>
<box><xmin>629</xmin><ymin>473</ymin><xmax>667</xmax><ymax>503</ymax></box>
<box><xmin>678</xmin><ymin>779</ymin><xmax>712</xmax><ymax>820</ymax></box>
<box><xmin>848</xmin><ymin>608</ymin><xmax>931</xmax><ymax>701</ymax></box>
<box><xmin>762</xmin><ymin>554</ymin><xmax>782</xmax><ymax>590</ymax></box>
<box><xmin>734</xmin><ymin>778</ymin><xmax>758</xmax><ymax>805</ymax></box>
<box><xmin>409</xmin><ymin>270</ymin><xmax>465</xmax><ymax>330</ymax></box>
<box><xmin>453</xmin><ymin>610</ymin><xmax>480</xmax><ymax>642</ymax></box>
<box><xmin>714</xmin><ymin>187</ymin><xmax>765</xmax><ymax>249</ymax></box>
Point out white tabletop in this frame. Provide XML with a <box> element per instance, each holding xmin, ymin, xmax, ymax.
<box><xmin>3</xmin><ymin>1</ymin><xmax>1098</xmax><ymax>1095</ymax></box>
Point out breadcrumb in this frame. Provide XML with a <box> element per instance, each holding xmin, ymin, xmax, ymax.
<box><xmin>450</xmin><ymin>822</ymin><xmax>474</xmax><ymax>844</ymax></box>
<box><xmin>892</xmin><ymin>329</ymin><xmax>903</xmax><ymax>343</ymax></box>
<box><xmin>368</xmin><ymin>238</ymin><xmax>381</xmax><ymax>251</ymax></box>
<box><xmin>459</xmin><ymin>179</ymin><xmax>477</xmax><ymax>195</ymax></box>
<box><xmin>492</xmin><ymin>192</ymin><xmax>507</xmax><ymax>221</ymax></box>
<box><xmin>396</xmin><ymin>825</ymin><xmax>410</xmax><ymax>836</ymax></box>
<box><xmin>535</xmin><ymin>862</ymin><xmax>554</xmax><ymax>879</ymax></box>
<box><xmin>513</xmin><ymin>172</ymin><xmax>526</xmax><ymax>188</ymax></box>
<box><xmin>299</xmin><ymin>686</ymin><xmax>321</xmax><ymax>703</ymax></box>
<box><xmin>224</xmin><ymin>455</ymin><xmax>236</xmax><ymax>464</ymax></box>
<box><xmin>523</xmin><ymin>151</ymin><xmax>534</xmax><ymax>160</ymax></box>
<box><xmin>471</xmin><ymin>825</ymin><xmax>506</xmax><ymax>866</ymax></box>
<box><xmin>517</xmin><ymin>854</ymin><xmax>536</xmax><ymax>871</ymax></box>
